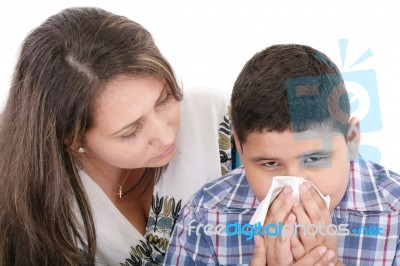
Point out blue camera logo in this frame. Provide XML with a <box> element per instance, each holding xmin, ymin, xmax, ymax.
<box><xmin>286</xmin><ymin>40</ymin><xmax>382</xmax><ymax>163</ymax></box>
<box><xmin>339</xmin><ymin>39</ymin><xmax>382</xmax><ymax>162</ymax></box>
<box><xmin>339</xmin><ymin>39</ymin><xmax>382</xmax><ymax>133</ymax></box>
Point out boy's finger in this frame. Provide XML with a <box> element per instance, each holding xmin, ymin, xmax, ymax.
<box><xmin>264</xmin><ymin>186</ymin><xmax>295</xmax><ymax>253</ymax></box>
<box><xmin>291</xmin><ymin>200</ymin><xmax>317</xmax><ymax>251</ymax></box>
<box><xmin>303</xmin><ymin>182</ymin><xmax>333</xmax><ymax>244</ymax></box>
<box><xmin>264</xmin><ymin>207</ymin><xmax>292</xmax><ymax>252</ymax></box>
<box><xmin>278</xmin><ymin>212</ymin><xmax>296</xmax><ymax>242</ymax></box>
<box><xmin>299</xmin><ymin>183</ymin><xmax>324</xmax><ymax>235</ymax></box>
<box><xmin>293</xmin><ymin>246</ymin><xmax>333</xmax><ymax>266</ymax></box>
<box><xmin>265</xmin><ymin>186</ymin><xmax>294</xmax><ymax>227</ymax></box>
<box><xmin>307</xmin><ymin>183</ymin><xmax>333</xmax><ymax>231</ymax></box>
<box><xmin>262</xmin><ymin>213</ymin><xmax>296</xmax><ymax>266</ymax></box>
<box><xmin>275</xmin><ymin>213</ymin><xmax>296</xmax><ymax>265</ymax></box>
<box><xmin>312</xmin><ymin>249</ymin><xmax>336</xmax><ymax>266</ymax></box>
<box><xmin>267</xmin><ymin>186</ymin><xmax>293</xmax><ymax>219</ymax></box>
<box><xmin>251</xmin><ymin>235</ymin><xmax>267</xmax><ymax>266</ymax></box>
<box><xmin>291</xmin><ymin>234</ymin><xmax>305</xmax><ymax>261</ymax></box>
<box><xmin>306</xmin><ymin>182</ymin><xmax>328</xmax><ymax>212</ymax></box>
<box><xmin>299</xmin><ymin>183</ymin><xmax>322</xmax><ymax>219</ymax></box>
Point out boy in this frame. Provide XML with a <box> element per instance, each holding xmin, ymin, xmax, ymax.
<box><xmin>164</xmin><ymin>44</ymin><xmax>400</xmax><ymax>265</ymax></box>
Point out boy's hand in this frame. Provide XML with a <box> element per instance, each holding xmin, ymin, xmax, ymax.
<box><xmin>263</xmin><ymin>185</ymin><xmax>295</xmax><ymax>265</ymax></box>
<box><xmin>251</xmin><ymin>186</ymin><xmax>337</xmax><ymax>266</ymax></box>
<box><xmin>250</xmin><ymin>186</ymin><xmax>336</xmax><ymax>266</ymax></box>
<box><xmin>252</xmin><ymin>234</ymin><xmax>336</xmax><ymax>266</ymax></box>
<box><xmin>291</xmin><ymin>182</ymin><xmax>339</xmax><ymax>264</ymax></box>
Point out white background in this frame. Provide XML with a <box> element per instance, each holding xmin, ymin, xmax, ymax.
<box><xmin>1</xmin><ymin>0</ymin><xmax>399</xmax><ymax>173</ymax></box>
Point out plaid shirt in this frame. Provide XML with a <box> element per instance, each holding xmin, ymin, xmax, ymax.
<box><xmin>164</xmin><ymin>156</ymin><xmax>400</xmax><ymax>266</ymax></box>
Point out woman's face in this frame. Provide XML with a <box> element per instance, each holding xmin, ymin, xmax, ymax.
<box><xmin>81</xmin><ymin>74</ymin><xmax>180</xmax><ymax>170</ymax></box>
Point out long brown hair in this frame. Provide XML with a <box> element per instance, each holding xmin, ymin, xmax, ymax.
<box><xmin>0</xmin><ymin>7</ymin><xmax>181</xmax><ymax>265</ymax></box>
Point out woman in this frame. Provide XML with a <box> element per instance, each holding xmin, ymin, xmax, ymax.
<box><xmin>0</xmin><ymin>7</ymin><xmax>231</xmax><ymax>265</ymax></box>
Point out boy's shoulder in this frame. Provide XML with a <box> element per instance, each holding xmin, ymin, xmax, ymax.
<box><xmin>342</xmin><ymin>157</ymin><xmax>400</xmax><ymax>212</ymax></box>
<box><xmin>187</xmin><ymin>167</ymin><xmax>257</xmax><ymax>213</ymax></box>
<box><xmin>370</xmin><ymin>160</ymin><xmax>400</xmax><ymax>211</ymax></box>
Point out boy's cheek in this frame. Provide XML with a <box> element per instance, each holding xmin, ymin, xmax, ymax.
<box><xmin>246</xmin><ymin>174</ymin><xmax>273</xmax><ymax>201</ymax></box>
<box><xmin>309</xmin><ymin>176</ymin><xmax>348</xmax><ymax>211</ymax></box>
<box><xmin>252</xmin><ymin>184</ymin><xmax>272</xmax><ymax>202</ymax></box>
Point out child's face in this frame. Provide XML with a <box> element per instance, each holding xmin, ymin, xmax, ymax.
<box><xmin>236</xmin><ymin>123</ymin><xmax>359</xmax><ymax>211</ymax></box>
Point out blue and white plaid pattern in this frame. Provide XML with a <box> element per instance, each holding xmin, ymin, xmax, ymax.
<box><xmin>164</xmin><ymin>156</ymin><xmax>400</xmax><ymax>265</ymax></box>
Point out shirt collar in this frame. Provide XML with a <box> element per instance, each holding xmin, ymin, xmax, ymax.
<box><xmin>337</xmin><ymin>155</ymin><xmax>392</xmax><ymax>213</ymax></box>
<box><xmin>219</xmin><ymin>167</ymin><xmax>260</xmax><ymax>210</ymax></box>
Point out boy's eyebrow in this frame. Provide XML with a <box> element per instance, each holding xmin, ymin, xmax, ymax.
<box><xmin>248</xmin><ymin>150</ymin><xmax>332</xmax><ymax>162</ymax></box>
<box><xmin>298</xmin><ymin>150</ymin><xmax>332</xmax><ymax>158</ymax></box>
<box><xmin>249</xmin><ymin>156</ymin><xmax>280</xmax><ymax>162</ymax></box>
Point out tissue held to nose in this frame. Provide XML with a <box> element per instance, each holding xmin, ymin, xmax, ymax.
<box><xmin>250</xmin><ymin>176</ymin><xmax>330</xmax><ymax>225</ymax></box>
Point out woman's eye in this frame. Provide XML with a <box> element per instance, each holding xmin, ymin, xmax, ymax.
<box><xmin>158</xmin><ymin>93</ymin><xmax>172</xmax><ymax>106</ymax></box>
<box><xmin>121</xmin><ymin>123</ymin><xmax>143</xmax><ymax>141</ymax></box>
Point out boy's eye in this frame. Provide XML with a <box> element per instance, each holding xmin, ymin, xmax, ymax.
<box><xmin>304</xmin><ymin>156</ymin><xmax>323</xmax><ymax>163</ymax></box>
<box><xmin>264</xmin><ymin>161</ymin><xmax>279</xmax><ymax>167</ymax></box>
<box><xmin>301</xmin><ymin>154</ymin><xmax>332</xmax><ymax>168</ymax></box>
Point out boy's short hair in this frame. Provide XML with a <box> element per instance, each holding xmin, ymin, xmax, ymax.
<box><xmin>231</xmin><ymin>44</ymin><xmax>350</xmax><ymax>143</ymax></box>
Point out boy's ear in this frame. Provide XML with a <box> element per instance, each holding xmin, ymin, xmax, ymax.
<box><xmin>347</xmin><ymin>117</ymin><xmax>361</xmax><ymax>161</ymax></box>
<box><xmin>232</xmin><ymin>130</ymin><xmax>243</xmax><ymax>154</ymax></box>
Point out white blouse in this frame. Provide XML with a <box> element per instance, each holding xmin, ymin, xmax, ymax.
<box><xmin>79</xmin><ymin>88</ymin><xmax>232</xmax><ymax>265</ymax></box>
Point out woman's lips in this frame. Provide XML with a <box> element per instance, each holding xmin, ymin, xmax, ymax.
<box><xmin>156</xmin><ymin>142</ymin><xmax>176</xmax><ymax>159</ymax></box>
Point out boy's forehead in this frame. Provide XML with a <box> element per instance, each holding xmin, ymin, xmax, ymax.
<box><xmin>245</xmin><ymin>125</ymin><xmax>341</xmax><ymax>141</ymax></box>
<box><xmin>291</xmin><ymin>126</ymin><xmax>343</xmax><ymax>140</ymax></box>
<box><xmin>243</xmin><ymin>126</ymin><xmax>344</xmax><ymax>154</ymax></box>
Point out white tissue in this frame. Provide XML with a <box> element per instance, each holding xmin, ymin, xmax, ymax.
<box><xmin>249</xmin><ymin>176</ymin><xmax>330</xmax><ymax>225</ymax></box>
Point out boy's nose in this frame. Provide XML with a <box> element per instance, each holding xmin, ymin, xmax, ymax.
<box><xmin>282</xmin><ymin>167</ymin><xmax>307</xmax><ymax>179</ymax></box>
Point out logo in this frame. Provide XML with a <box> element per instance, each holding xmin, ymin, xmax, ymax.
<box><xmin>187</xmin><ymin>220</ymin><xmax>384</xmax><ymax>241</ymax></box>
<box><xmin>339</xmin><ymin>39</ymin><xmax>382</xmax><ymax>162</ymax></box>
<box><xmin>286</xmin><ymin>40</ymin><xmax>382</xmax><ymax>163</ymax></box>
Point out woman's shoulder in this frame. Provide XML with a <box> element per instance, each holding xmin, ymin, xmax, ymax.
<box><xmin>181</xmin><ymin>87</ymin><xmax>230</xmax><ymax>115</ymax></box>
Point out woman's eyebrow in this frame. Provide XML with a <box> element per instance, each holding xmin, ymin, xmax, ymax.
<box><xmin>111</xmin><ymin>120</ymin><xmax>139</xmax><ymax>136</ymax></box>
<box><xmin>154</xmin><ymin>83</ymin><xmax>168</xmax><ymax>104</ymax></box>
<box><xmin>111</xmin><ymin>83</ymin><xmax>168</xmax><ymax>136</ymax></box>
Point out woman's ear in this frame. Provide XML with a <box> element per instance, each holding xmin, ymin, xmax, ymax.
<box><xmin>347</xmin><ymin>117</ymin><xmax>361</xmax><ymax>161</ymax></box>
<box><xmin>67</xmin><ymin>138</ymin><xmax>85</xmax><ymax>155</ymax></box>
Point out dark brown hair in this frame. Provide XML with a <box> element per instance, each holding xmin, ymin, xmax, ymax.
<box><xmin>231</xmin><ymin>44</ymin><xmax>350</xmax><ymax>144</ymax></box>
<box><xmin>0</xmin><ymin>7</ymin><xmax>181</xmax><ymax>265</ymax></box>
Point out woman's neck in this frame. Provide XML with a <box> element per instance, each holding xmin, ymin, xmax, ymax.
<box><xmin>78</xmin><ymin>157</ymin><xmax>146</xmax><ymax>200</ymax></box>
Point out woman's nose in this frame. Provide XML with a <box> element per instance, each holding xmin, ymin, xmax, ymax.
<box><xmin>148</xmin><ymin>115</ymin><xmax>174</xmax><ymax>147</ymax></box>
